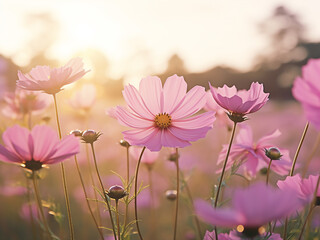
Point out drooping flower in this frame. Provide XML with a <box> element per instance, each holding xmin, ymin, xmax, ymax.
<box><xmin>277</xmin><ymin>174</ymin><xmax>320</xmax><ymax>205</ymax></box>
<box><xmin>195</xmin><ymin>183</ymin><xmax>299</xmax><ymax>238</ymax></box>
<box><xmin>113</xmin><ymin>75</ymin><xmax>216</xmax><ymax>151</ymax></box>
<box><xmin>292</xmin><ymin>58</ymin><xmax>320</xmax><ymax>130</ymax></box>
<box><xmin>69</xmin><ymin>83</ymin><xmax>96</xmax><ymax>112</ymax></box>
<box><xmin>17</xmin><ymin>58</ymin><xmax>89</xmax><ymax>95</ymax></box>
<box><xmin>209</xmin><ymin>82</ymin><xmax>269</xmax><ymax>122</ymax></box>
<box><xmin>0</xmin><ymin>125</ymin><xmax>80</xmax><ymax>171</ymax></box>
<box><xmin>217</xmin><ymin>124</ymin><xmax>292</xmax><ymax>178</ymax></box>
<box><xmin>2</xmin><ymin>88</ymin><xmax>51</xmax><ymax>119</ymax></box>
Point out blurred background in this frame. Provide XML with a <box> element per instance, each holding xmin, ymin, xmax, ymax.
<box><xmin>1</xmin><ymin>0</ymin><xmax>320</xmax><ymax>239</ymax></box>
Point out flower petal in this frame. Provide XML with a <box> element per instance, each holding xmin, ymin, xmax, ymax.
<box><xmin>171</xmin><ymin>86</ymin><xmax>206</xmax><ymax>119</ymax></box>
<box><xmin>122</xmin><ymin>84</ymin><xmax>154</xmax><ymax>119</ymax></box>
<box><xmin>163</xmin><ymin>75</ymin><xmax>187</xmax><ymax>114</ymax></box>
<box><xmin>114</xmin><ymin>106</ymin><xmax>154</xmax><ymax>129</ymax></box>
<box><xmin>139</xmin><ymin>76</ymin><xmax>163</xmax><ymax>114</ymax></box>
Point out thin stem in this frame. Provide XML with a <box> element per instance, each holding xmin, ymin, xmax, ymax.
<box><xmin>289</xmin><ymin>122</ymin><xmax>309</xmax><ymax>176</ymax></box>
<box><xmin>134</xmin><ymin>147</ymin><xmax>146</xmax><ymax>240</ymax></box>
<box><xmin>283</xmin><ymin>122</ymin><xmax>309</xmax><ymax>240</ymax></box>
<box><xmin>298</xmin><ymin>174</ymin><xmax>320</xmax><ymax>240</ymax></box>
<box><xmin>302</xmin><ymin>133</ymin><xmax>320</xmax><ymax>178</ymax></box>
<box><xmin>181</xmin><ymin>171</ymin><xmax>202</xmax><ymax>240</ymax></box>
<box><xmin>32</xmin><ymin>172</ymin><xmax>51</xmax><ymax>239</ymax></box>
<box><xmin>214</xmin><ymin>122</ymin><xmax>237</xmax><ymax>208</ymax></box>
<box><xmin>74</xmin><ymin>155</ymin><xmax>104</xmax><ymax>239</ymax></box>
<box><xmin>266</xmin><ymin>159</ymin><xmax>273</xmax><ymax>185</ymax></box>
<box><xmin>86</xmin><ymin>144</ymin><xmax>102</xmax><ymax>225</ymax></box>
<box><xmin>90</xmin><ymin>143</ymin><xmax>117</xmax><ymax>240</ymax></box>
<box><xmin>26</xmin><ymin>176</ymin><xmax>37</xmax><ymax>240</ymax></box>
<box><xmin>173</xmin><ymin>148</ymin><xmax>180</xmax><ymax>240</ymax></box>
<box><xmin>214</xmin><ymin>121</ymin><xmax>237</xmax><ymax>240</ymax></box>
<box><xmin>123</xmin><ymin>146</ymin><xmax>130</xmax><ymax>228</ymax></box>
<box><xmin>116</xmin><ymin>200</ymin><xmax>121</xmax><ymax>240</ymax></box>
<box><xmin>52</xmin><ymin>93</ymin><xmax>74</xmax><ymax>240</ymax></box>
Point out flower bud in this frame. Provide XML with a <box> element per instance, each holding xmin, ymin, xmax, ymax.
<box><xmin>119</xmin><ymin>140</ymin><xmax>130</xmax><ymax>148</ymax></box>
<box><xmin>168</xmin><ymin>152</ymin><xmax>179</xmax><ymax>162</ymax></box>
<box><xmin>69</xmin><ymin>129</ymin><xmax>82</xmax><ymax>137</ymax></box>
<box><xmin>265</xmin><ymin>147</ymin><xmax>282</xmax><ymax>160</ymax></box>
<box><xmin>165</xmin><ymin>190</ymin><xmax>177</xmax><ymax>201</ymax></box>
<box><xmin>106</xmin><ymin>185</ymin><xmax>128</xmax><ymax>200</ymax></box>
<box><xmin>81</xmin><ymin>130</ymin><xmax>102</xmax><ymax>144</ymax></box>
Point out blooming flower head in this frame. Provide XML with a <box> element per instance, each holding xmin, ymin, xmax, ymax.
<box><xmin>217</xmin><ymin>124</ymin><xmax>292</xmax><ymax>178</ymax></box>
<box><xmin>69</xmin><ymin>83</ymin><xmax>96</xmax><ymax>112</ymax></box>
<box><xmin>209</xmin><ymin>82</ymin><xmax>269</xmax><ymax>122</ymax></box>
<box><xmin>292</xmin><ymin>58</ymin><xmax>320</xmax><ymax>130</ymax></box>
<box><xmin>195</xmin><ymin>183</ymin><xmax>299</xmax><ymax>237</ymax></box>
<box><xmin>277</xmin><ymin>174</ymin><xmax>320</xmax><ymax>205</ymax></box>
<box><xmin>0</xmin><ymin>125</ymin><xmax>79</xmax><ymax>171</ymax></box>
<box><xmin>112</xmin><ymin>75</ymin><xmax>216</xmax><ymax>151</ymax></box>
<box><xmin>17</xmin><ymin>58</ymin><xmax>89</xmax><ymax>95</ymax></box>
<box><xmin>2</xmin><ymin>88</ymin><xmax>51</xmax><ymax>119</ymax></box>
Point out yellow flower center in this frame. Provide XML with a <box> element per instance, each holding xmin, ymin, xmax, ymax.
<box><xmin>155</xmin><ymin>113</ymin><xmax>172</xmax><ymax>129</ymax></box>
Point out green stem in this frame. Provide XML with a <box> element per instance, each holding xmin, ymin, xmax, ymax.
<box><xmin>289</xmin><ymin>122</ymin><xmax>309</xmax><ymax>176</ymax></box>
<box><xmin>85</xmin><ymin>144</ymin><xmax>102</xmax><ymax>225</ymax></box>
<box><xmin>173</xmin><ymin>148</ymin><xmax>180</xmax><ymax>240</ymax></box>
<box><xmin>116</xmin><ymin>200</ymin><xmax>121</xmax><ymax>240</ymax></box>
<box><xmin>123</xmin><ymin>146</ymin><xmax>130</xmax><ymax>229</ymax></box>
<box><xmin>90</xmin><ymin>143</ymin><xmax>117</xmax><ymax>240</ymax></box>
<box><xmin>26</xmin><ymin>176</ymin><xmax>37</xmax><ymax>240</ymax></box>
<box><xmin>134</xmin><ymin>146</ymin><xmax>146</xmax><ymax>240</ymax></box>
<box><xmin>52</xmin><ymin>93</ymin><xmax>74</xmax><ymax>240</ymax></box>
<box><xmin>32</xmin><ymin>172</ymin><xmax>51</xmax><ymax>240</ymax></box>
<box><xmin>74</xmin><ymin>155</ymin><xmax>104</xmax><ymax>239</ymax></box>
<box><xmin>266</xmin><ymin>159</ymin><xmax>273</xmax><ymax>185</ymax></box>
<box><xmin>214</xmin><ymin>121</ymin><xmax>237</xmax><ymax>240</ymax></box>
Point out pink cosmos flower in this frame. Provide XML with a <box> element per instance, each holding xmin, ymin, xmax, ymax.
<box><xmin>292</xmin><ymin>59</ymin><xmax>320</xmax><ymax>130</ymax></box>
<box><xmin>0</xmin><ymin>125</ymin><xmax>80</xmax><ymax>171</ymax></box>
<box><xmin>2</xmin><ymin>88</ymin><xmax>51</xmax><ymax>119</ymax></box>
<box><xmin>204</xmin><ymin>230</ymin><xmax>282</xmax><ymax>240</ymax></box>
<box><xmin>204</xmin><ymin>90</ymin><xmax>232</xmax><ymax>129</ymax></box>
<box><xmin>195</xmin><ymin>183</ymin><xmax>299</xmax><ymax>234</ymax></box>
<box><xmin>277</xmin><ymin>174</ymin><xmax>320</xmax><ymax>205</ymax></box>
<box><xmin>69</xmin><ymin>83</ymin><xmax>96</xmax><ymax>112</ymax></box>
<box><xmin>209</xmin><ymin>82</ymin><xmax>269</xmax><ymax>122</ymax></box>
<box><xmin>17</xmin><ymin>58</ymin><xmax>89</xmax><ymax>95</ymax></box>
<box><xmin>217</xmin><ymin>124</ymin><xmax>292</xmax><ymax>178</ymax></box>
<box><xmin>113</xmin><ymin>75</ymin><xmax>216</xmax><ymax>151</ymax></box>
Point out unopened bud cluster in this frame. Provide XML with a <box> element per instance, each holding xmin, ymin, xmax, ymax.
<box><xmin>106</xmin><ymin>185</ymin><xmax>128</xmax><ymax>200</ymax></box>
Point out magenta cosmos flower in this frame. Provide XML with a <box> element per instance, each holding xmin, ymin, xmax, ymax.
<box><xmin>195</xmin><ymin>183</ymin><xmax>299</xmax><ymax>238</ymax></box>
<box><xmin>217</xmin><ymin>124</ymin><xmax>292</xmax><ymax>178</ymax></box>
<box><xmin>292</xmin><ymin>59</ymin><xmax>320</xmax><ymax>130</ymax></box>
<box><xmin>0</xmin><ymin>125</ymin><xmax>80</xmax><ymax>171</ymax></box>
<box><xmin>2</xmin><ymin>88</ymin><xmax>51</xmax><ymax>119</ymax></box>
<box><xmin>17</xmin><ymin>58</ymin><xmax>89</xmax><ymax>95</ymax></box>
<box><xmin>209</xmin><ymin>82</ymin><xmax>269</xmax><ymax>122</ymax></box>
<box><xmin>277</xmin><ymin>174</ymin><xmax>320</xmax><ymax>206</ymax></box>
<box><xmin>113</xmin><ymin>75</ymin><xmax>216</xmax><ymax>151</ymax></box>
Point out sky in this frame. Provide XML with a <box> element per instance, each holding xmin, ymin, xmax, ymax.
<box><xmin>1</xmin><ymin>0</ymin><xmax>320</xmax><ymax>85</ymax></box>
